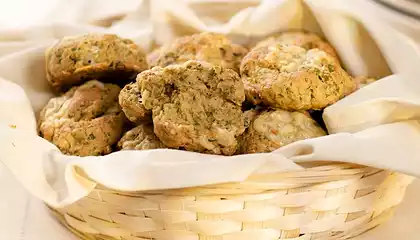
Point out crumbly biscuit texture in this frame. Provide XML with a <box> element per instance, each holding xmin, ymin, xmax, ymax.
<box><xmin>254</xmin><ymin>31</ymin><xmax>339</xmax><ymax>62</ymax></box>
<box><xmin>39</xmin><ymin>80</ymin><xmax>125</xmax><ymax>156</ymax></box>
<box><xmin>239</xmin><ymin>109</ymin><xmax>326</xmax><ymax>153</ymax></box>
<box><xmin>117</xmin><ymin>124</ymin><xmax>166</xmax><ymax>150</ymax></box>
<box><xmin>119</xmin><ymin>82</ymin><xmax>151</xmax><ymax>124</ymax></box>
<box><xmin>46</xmin><ymin>34</ymin><xmax>148</xmax><ymax>91</ymax></box>
<box><xmin>155</xmin><ymin>32</ymin><xmax>248</xmax><ymax>72</ymax></box>
<box><xmin>241</xmin><ymin>44</ymin><xmax>355</xmax><ymax>110</ymax></box>
<box><xmin>139</xmin><ymin>60</ymin><xmax>245</xmax><ymax>155</ymax></box>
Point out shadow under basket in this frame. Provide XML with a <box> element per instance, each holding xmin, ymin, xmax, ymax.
<box><xmin>48</xmin><ymin>163</ymin><xmax>414</xmax><ymax>240</ymax></box>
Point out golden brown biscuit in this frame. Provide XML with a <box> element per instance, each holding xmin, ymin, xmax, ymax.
<box><xmin>39</xmin><ymin>80</ymin><xmax>125</xmax><ymax>156</ymax></box>
<box><xmin>241</xmin><ymin>44</ymin><xmax>355</xmax><ymax>110</ymax></box>
<box><xmin>139</xmin><ymin>60</ymin><xmax>245</xmax><ymax>155</ymax></box>
<box><xmin>117</xmin><ymin>124</ymin><xmax>166</xmax><ymax>150</ymax></box>
<box><xmin>254</xmin><ymin>31</ymin><xmax>339</xmax><ymax>62</ymax></box>
<box><xmin>155</xmin><ymin>32</ymin><xmax>248</xmax><ymax>73</ymax></box>
<box><xmin>46</xmin><ymin>34</ymin><xmax>148</xmax><ymax>91</ymax></box>
<box><xmin>239</xmin><ymin>109</ymin><xmax>326</xmax><ymax>154</ymax></box>
<box><xmin>119</xmin><ymin>82</ymin><xmax>151</xmax><ymax>124</ymax></box>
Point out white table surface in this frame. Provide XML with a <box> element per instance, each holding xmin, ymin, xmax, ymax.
<box><xmin>0</xmin><ymin>165</ymin><xmax>418</xmax><ymax>240</ymax></box>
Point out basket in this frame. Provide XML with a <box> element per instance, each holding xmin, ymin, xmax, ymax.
<box><xmin>49</xmin><ymin>163</ymin><xmax>414</xmax><ymax>240</ymax></box>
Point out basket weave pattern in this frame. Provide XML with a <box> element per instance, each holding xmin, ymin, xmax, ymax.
<box><xmin>50</xmin><ymin>163</ymin><xmax>414</xmax><ymax>240</ymax></box>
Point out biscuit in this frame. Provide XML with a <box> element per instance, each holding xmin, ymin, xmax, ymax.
<box><xmin>155</xmin><ymin>32</ymin><xmax>248</xmax><ymax>73</ymax></box>
<box><xmin>119</xmin><ymin>82</ymin><xmax>151</xmax><ymax>124</ymax></box>
<box><xmin>254</xmin><ymin>31</ymin><xmax>339</xmax><ymax>62</ymax></box>
<box><xmin>139</xmin><ymin>60</ymin><xmax>245</xmax><ymax>155</ymax></box>
<box><xmin>39</xmin><ymin>80</ymin><xmax>125</xmax><ymax>156</ymax></box>
<box><xmin>239</xmin><ymin>109</ymin><xmax>326</xmax><ymax>153</ymax></box>
<box><xmin>117</xmin><ymin>124</ymin><xmax>166</xmax><ymax>150</ymax></box>
<box><xmin>46</xmin><ymin>34</ymin><xmax>148</xmax><ymax>91</ymax></box>
<box><xmin>241</xmin><ymin>44</ymin><xmax>355</xmax><ymax>110</ymax></box>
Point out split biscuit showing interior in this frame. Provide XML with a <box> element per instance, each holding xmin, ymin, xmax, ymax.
<box><xmin>139</xmin><ymin>60</ymin><xmax>246</xmax><ymax>155</ymax></box>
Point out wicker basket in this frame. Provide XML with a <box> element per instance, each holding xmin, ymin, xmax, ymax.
<box><xmin>49</xmin><ymin>163</ymin><xmax>414</xmax><ymax>240</ymax></box>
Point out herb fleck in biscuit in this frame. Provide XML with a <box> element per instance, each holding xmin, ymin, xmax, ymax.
<box><xmin>139</xmin><ymin>60</ymin><xmax>245</xmax><ymax>155</ymax></box>
<box><xmin>39</xmin><ymin>80</ymin><xmax>125</xmax><ymax>156</ymax></box>
<box><xmin>46</xmin><ymin>34</ymin><xmax>148</xmax><ymax>91</ymax></box>
<box><xmin>254</xmin><ymin>31</ymin><xmax>339</xmax><ymax>62</ymax></box>
<box><xmin>241</xmin><ymin>44</ymin><xmax>355</xmax><ymax>110</ymax></box>
<box><xmin>117</xmin><ymin>124</ymin><xmax>166</xmax><ymax>150</ymax></box>
<box><xmin>155</xmin><ymin>32</ymin><xmax>248</xmax><ymax>73</ymax></box>
<box><xmin>239</xmin><ymin>109</ymin><xmax>326</xmax><ymax>153</ymax></box>
<box><xmin>119</xmin><ymin>82</ymin><xmax>151</xmax><ymax>124</ymax></box>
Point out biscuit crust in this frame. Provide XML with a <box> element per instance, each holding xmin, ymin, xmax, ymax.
<box><xmin>241</xmin><ymin>44</ymin><xmax>355</xmax><ymax>110</ymax></box>
<box><xmin>46</xmin><ymin>34</ymin><xmax>148</xmax><ymax>91</ymax></box>
<box><xmin>155</xmin><ymin>32</ymin><xmax>248</xmax><ymax>73</ymax></box>
<box><xmin>254</xmin><ymin>31</ymin><xmax>339</xmax><ymax>62</ymax></box>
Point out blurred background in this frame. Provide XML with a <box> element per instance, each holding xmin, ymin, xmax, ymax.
<box><xmin>1</xmin><ymin>0</ymin><xmax>419</xmax><ymax>29</ymax></box>
<box><xmin>0</xmin><ymin>0</ymin><xmax>140</xmax><ymax>29</ymax></box>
